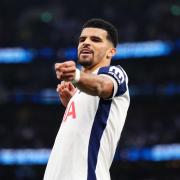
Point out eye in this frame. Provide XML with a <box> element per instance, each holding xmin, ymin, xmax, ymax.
<box><xmin>91</xmin><ymin>37</ymin><xmax>102</xmax><ymax>42</ymax></box>
<box><xmin>79</xmin><ymin>37</ymin><xmax>85</xmax><ymax>42</ymax></box>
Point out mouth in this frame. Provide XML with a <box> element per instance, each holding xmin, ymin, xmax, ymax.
<box><xmin>80</xmin><ymin>48</ymin><xmax>93</xmax><ymax>55</ymax></box>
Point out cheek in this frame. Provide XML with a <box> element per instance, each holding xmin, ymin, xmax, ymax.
<box><xmin>77</xmin><ymin>46</ymin><xmax>80</xmax><ymax>56</ymax></box>
<box><xmin>96</xmin><ymin>47</ymin><xmax>107</xmax><ymax>58</ymax></box>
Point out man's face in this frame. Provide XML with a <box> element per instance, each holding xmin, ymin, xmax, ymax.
<box><xmin>78</xmin><ymin>27</ymin><xmax>113</xmax><ymax>68</ymax></box>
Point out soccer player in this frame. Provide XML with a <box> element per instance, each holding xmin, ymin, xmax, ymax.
<box><xmin>44</xmin><ymin>18</ymin><xmax>130</xmax><ymax>180</ymax></box>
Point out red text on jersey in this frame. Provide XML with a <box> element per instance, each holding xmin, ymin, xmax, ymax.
<box><xmin>63</xmin><ymin>101</ymin><xmax>76</xmax><ymax>121</ymax></box>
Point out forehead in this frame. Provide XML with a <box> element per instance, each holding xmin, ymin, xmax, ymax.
<box><xmin>80</xmin><ymin>27</ymin><xmax>108</xmax><ymax>38</ymax></box>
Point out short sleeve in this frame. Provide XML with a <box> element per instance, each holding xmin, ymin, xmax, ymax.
<box><xmin>98</xmin><ymin>65</ymin><xmax>128</xmax><ymax>97</ymax></box>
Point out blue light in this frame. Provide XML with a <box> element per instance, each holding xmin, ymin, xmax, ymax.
<box><xmin>65</xmin><ymin>48</ymin><xmax>77</xmax><ymax>60</ymax></box>
<box><xmin>1</xmin><ymin>144</ymin><xmax>180</xmax><ymax>165</ymax></box>
<box><xmin>0</xmin><ymin>40</ymin><xmax>178</xmax><ymax>63</ymax></box>
<box><xmin>151</xmin><ymin>144</ymin><xmax>180</xmax><ymax>161</ymax></box>
<box><xmin>63</xmin><ymin>41</ymin><xmax>173</xmax><ymax>60</ymax></box>
<box><xmin>40</xmin><ymin>89</ymin><xmax>60</xmax><ymax>104</ymax></box>
<box><xmin>0</xmin><ymin>48</ymin><xmax>33</xmax><ymax>63</ymax></box>
<box><xmin>0</xmin><ymin>149</ymin><xmax>50</xmax><ymax>165</ymax></box>
<box><xmin>39</xmin><ymin>48</ymin><xmax>54</xmax><ymax>59</ymax></box>
<box><xmin>114</xmin><ymin>144</ymin><xmax>180</xmax><ymax>162</ymax></box>
<box><xmin>114</xmin><ymin>41</ymin><xmax>172</xmax><ymax>59</ymax></box>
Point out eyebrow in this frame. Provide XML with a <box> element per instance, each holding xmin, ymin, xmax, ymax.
<box><xmin>79</xmin><ymin>36</ymin><xmax>86</xmax><ymax>40</ymax></box>
<box><xmin>79</xmin><ymin>35</ymin><xmax>103</xmax><ymax>41</ymax></box>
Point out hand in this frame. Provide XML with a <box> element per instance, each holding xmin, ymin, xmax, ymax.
<box><xmin>55</xmin><ymin>61</ymin><xmax>76</xmax><ymax>82</ymax></box>
<box><xmin>56</xmin><ymin>81</ymin><xmax>76</xmax><ymax>107</ymax></box>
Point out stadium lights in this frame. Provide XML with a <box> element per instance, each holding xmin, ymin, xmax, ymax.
<box><xmin>0</xmin><ymin>40</ymin><xmax>178</xmax><ymax>63</ymax></box>
<box><xmin>1</xmin><ymin>144</ymin><xmax>180</xmax><ymax>165</ymax></box>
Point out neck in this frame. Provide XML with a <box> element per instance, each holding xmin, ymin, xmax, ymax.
<box><xmin>82</xmin><ymin>59</ymin><xmax>111</xmax><ymax>73</ymax></box>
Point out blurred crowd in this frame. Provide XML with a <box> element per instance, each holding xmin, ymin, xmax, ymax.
<box><xmin>0</xmin><ymin>0</ymin><xmax>180</xmax><ymax>179</ymax></box>
<box><xmin>0</xmin><ymin>0</ymin><xmax>179</xmax><ymax>48</ymax></box>
<box><xmin>0</xmin><ymin>56</ymin><xmax>179</xmax><ymax>149</ymax></box>
<box><xmin>0</xmin><ymin>94</ymin><xmax>179</xmax><ymax>149</ymax></box>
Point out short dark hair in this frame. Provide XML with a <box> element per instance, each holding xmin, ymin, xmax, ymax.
<box><xmin>82</xmin><ymin>18</ymin><xmax>118</xmax><ymax>47</ymax></box>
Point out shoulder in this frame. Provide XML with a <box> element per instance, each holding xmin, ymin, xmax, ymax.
<box><xmin>97</xmin><ymin>65</ymin><xmax>129</xmax><ymax>97</ymax></box>
<box><xmin>98</xmin><ymin>65</ymin><xmax>128</xmax><ymax>86</ymax></box>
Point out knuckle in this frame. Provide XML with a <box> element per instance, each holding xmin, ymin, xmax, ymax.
<box><xmin>55</xmin><ymin>63</ymin><xmax>59</xmax><ymax>69</ymax></box>
<box><xmin>69</xmin><ymin>61</ymin><xmax>75</xmax><ymax>66</ymax></box>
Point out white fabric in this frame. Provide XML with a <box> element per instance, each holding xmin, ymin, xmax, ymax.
<box><xmin>44</xmin><ymin>65</ymin><xmax>130</xmax><ymax>180</ymax></box>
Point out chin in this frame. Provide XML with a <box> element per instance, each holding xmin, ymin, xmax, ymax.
<box><xmin>78</xmin><ymin>59</ymin><xmax>93</xmax><ymax>67</ymax></box>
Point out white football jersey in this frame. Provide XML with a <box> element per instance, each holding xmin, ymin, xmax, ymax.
<box><xmin>44</xmin><ymin>65</ymin><xmax>130</xmax><ymax>180</ymax></box>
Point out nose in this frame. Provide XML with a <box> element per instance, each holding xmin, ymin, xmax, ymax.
<box><xmin>82</xmin><ymin>38</ymin><xmax>91</xmax><ymax>46</ymax></box>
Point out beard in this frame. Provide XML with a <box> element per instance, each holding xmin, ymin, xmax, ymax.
<box><xmin>78</xmin><ymin>55</ymin><xmax>93</xmax><ymax>67</ymax></box>
<box><xmin>78</xmin><ymin>60</ymin><xmax>93</xmax><ymax>67</ymax></box>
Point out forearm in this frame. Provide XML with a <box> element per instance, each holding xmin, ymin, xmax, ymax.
<box><xmin>54</xmin><ymin>61</ymin><xmax>114</xmax><ymax>99</ymax></box>
<box><xmin>76</xmin><ymin>71</ymin><xmax>113</xmax><ymax>99</ymax></box>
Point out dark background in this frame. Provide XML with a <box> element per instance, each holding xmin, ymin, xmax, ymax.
<box><xmin>0</xmin><ymin>0</ymin><xmax>180</xmax><ymax>179</ymax></box>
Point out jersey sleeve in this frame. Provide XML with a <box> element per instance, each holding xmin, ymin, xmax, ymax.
<box><xmin>98</xmin><ymin>65</ymin><xmax>128</xmax><ymax>97</ymax></box>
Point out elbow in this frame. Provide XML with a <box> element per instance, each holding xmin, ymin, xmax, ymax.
<box><xmin>97</xmin><ymin>80</ymin><xmax>113</xmax><ymax>99</ymax></box>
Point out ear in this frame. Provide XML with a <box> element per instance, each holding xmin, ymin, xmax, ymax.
<box><xmin>107</xmin><ymin>48</ymin><xmax>116</xmax><ymax>59</ymax></box>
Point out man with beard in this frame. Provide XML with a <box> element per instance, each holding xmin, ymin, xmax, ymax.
<box><xmin>44</xmin><ymin>18</ymin><xmax>130</xmax><ymax>180</ymax></box>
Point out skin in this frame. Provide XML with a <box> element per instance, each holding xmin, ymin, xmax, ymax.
<box><xmin>55</xmin><ymin>27</ymin><xmax>116</xmax><ymax>107</ymax></box>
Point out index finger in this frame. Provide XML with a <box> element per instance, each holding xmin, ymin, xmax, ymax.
<box><xmin>55</xmin><ymin>61</ymin><xmax>75</xmax><ymax>70</ymax></box>
<box><xmin>55</xmin><ymin>63</ymin><xmax>63</xmax><ymax>71</ymax></box>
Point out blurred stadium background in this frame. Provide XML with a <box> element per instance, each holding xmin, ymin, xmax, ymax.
<box><xmin>0</xmin><ymin>0</ymin><xmax>180</xmax><ymax>179</ymax></box>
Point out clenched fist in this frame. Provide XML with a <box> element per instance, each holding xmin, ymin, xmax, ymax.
<box><xmin>55</xmin><ymin>61</ymin><xmax>76</xmax><ymax>82</ymax></box>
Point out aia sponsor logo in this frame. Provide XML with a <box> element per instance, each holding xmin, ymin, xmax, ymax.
<box><xmin>63</xmin><ymin>101</ymin><xmax>76</xmax><ymax>121</ymax></box>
